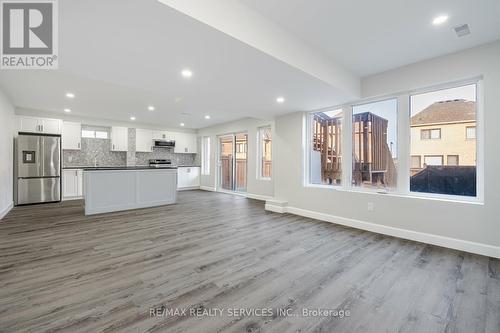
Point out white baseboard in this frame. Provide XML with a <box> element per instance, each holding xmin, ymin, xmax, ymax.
<box><xmin>244</xmin><ymin>193</ymin><xmax>274</xmax><ymax>202</ymax></box>
<box><xmin>267</xmin><ymin>204</ymin><xmax>500</xmax><ymax>259</ymax></box>
<box><xmin>0</xmin><ymin>202</ymin><xmax>13</xmax><ymax>220</ymax></box>
<box><xmin>199</xmin><ymin>186</ymin><xmax>273</xmax><ymax>202</ymax></box>
<box><xmin>178</xmin><ymin>186</ymin><xmax>201</xmax><ymax>191</ymax></box>
<box><xmin>264</xmin><ymin>203</ymin><xmax>286</xmax><ymax>213</ymax></box>
<box><xmin>200</xmin><ymin>186</ymin><xmax>216</xmax><ymax>192</ymax></box>
<box><xmin>62</xmin><ymin>196</ymin><xmax>83</xmax><ymax>201</ymax></box>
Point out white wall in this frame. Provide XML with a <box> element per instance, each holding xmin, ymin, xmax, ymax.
<box><xmin>273</xmin><ymin>41</ymin><xmax>500</xmax><ymax>256</ymax></box>
<box><xmin>197</xmin><ymin>118</ymin><xmax>274</xmax><ymax>199</ymax></box>
<box><xmin>0</xmin><ymin>89</ymin><xmax>15</xmax><ymax>219</ymax></box>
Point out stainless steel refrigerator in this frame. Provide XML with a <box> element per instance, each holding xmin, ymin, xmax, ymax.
<box><xmin>15</xmin><ymin>133</ymin><xmax>61</xmax><ymax>205</ymax></box>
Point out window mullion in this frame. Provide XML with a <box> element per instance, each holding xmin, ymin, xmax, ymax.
<box><xmin>342</xmin><ymin>105</ymin><xmax>353</xmax><ymax>190</ymax></box>
<box><xmin>397</xmin><ymin>95</ymin><xmax>410</xmax><ymax>195</ymax></box>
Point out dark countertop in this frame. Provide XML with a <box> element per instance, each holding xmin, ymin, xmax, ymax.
<box><xmin>64</xmin><ymin>165</ymin><xmax>199</xmax><ymax>170</ymax></box>
<box><xmin>80</xmin><ymin>166</ymin><xmax>178</xmax><ymax>171</ymax></box>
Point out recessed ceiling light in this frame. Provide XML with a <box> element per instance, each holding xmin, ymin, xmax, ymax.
<box><xmin>276</xmin><ymin>96</ymin><xmax>285</xmax><ymax>104</ymax></box>
<box><xmin>180</xmin><ymin>122</ymin><xmax>185</xmax><ymax>127</ymax></box>
<box><xmin>130</xmin><ymin>116</ymin><xmax>136</xmax><ymax>121</ymax></box>
<box><xmin>64</xmin><ymin>108</ymin><xmax>71</xmax><ymax>113</ymax></box>
<box><xmin>433</xmin><ymin>15</ymin><xmax>448</xmax><ymax>25</ymax></box>
<box><xmin>65</xmin><ymin>92</ymin><xmax>75</xmax><ymax>98</ymax></box>
<box><xmin>147</xmin><ymin>105</ymin><xmax>155</xmax><ymax>111</ymax></box>
<box><xmin>204</xmin><ymin>115</ymin><xmax>211</xmax><ymax>120</ymax></box>
<box><xmin>181</xmin><ymin>69</ymin><xmax>193</xmax><ymax>78</ymax></box>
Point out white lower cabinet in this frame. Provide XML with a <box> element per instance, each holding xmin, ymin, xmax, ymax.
<box><xmin>177</xmin><ymin>167</ymin><xmax>200</xmax><ymax>189</ymax></box>
<box><xmin>63</xmin><ymin>169</ymin><xmax>83</xmax><ymax>199</ymax></box>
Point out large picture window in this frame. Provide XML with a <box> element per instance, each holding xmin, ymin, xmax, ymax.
<box><xmin>410</xmin><ymin>84</ymin><xmax>477</xmax><ymax>197</ymax></box>
<box><xmin>352</xmin><ymin>99</ymin><xmax>398</xmax><ymax>191</ymax></box>
<box><xmin>307</xmin><ymin>80</ymin><xmax>481</xmax><ymax>201</ymax></box>
<box><xmin>310</xmin><ymin>109</ymin><xmax>343</xmax><ymax>185</ymax></box>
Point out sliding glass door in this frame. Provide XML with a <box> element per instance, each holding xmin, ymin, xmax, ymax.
<box><xmin>218</xmin><ymin>133</ymin><xmax>247</xmax><ymax>192</ymax></box>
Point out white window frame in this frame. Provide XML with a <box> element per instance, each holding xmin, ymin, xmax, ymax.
<box><xmin>305</xmin><ymin>77</ymin><xmax>483</xmax><ymax>204</ymax></box>
<box><xmin>257</xmin><ymin>126</ymin><xmax>272</xmax><ymax>180</ymax></box>
<box><xmin>81</xmin><ymin>128</ymin><xmax>108</xmax><ymax>139</ymax></box>
<box><xmin>201</xmin><ymin>136</ymin><xmax>211</xmax><ymax>175</ymax></box>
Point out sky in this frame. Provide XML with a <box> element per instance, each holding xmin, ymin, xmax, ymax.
<box><xmin>410</xmin><ymin>84</ymin><xmax>476</xmax><ymax>116</ymax></box>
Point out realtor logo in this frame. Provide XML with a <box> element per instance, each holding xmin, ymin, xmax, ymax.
<box><xmin>1</xmin><ymin>0</ymin><xmax>58</xmax><ymax>69</ymax></box>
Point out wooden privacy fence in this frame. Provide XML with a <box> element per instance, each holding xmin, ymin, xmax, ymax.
<box><xmin>220</xmin><ymin>156</ymin><xmax>247</xmax><ymax>191</ymax></box>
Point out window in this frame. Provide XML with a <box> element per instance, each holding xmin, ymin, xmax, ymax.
<box><xmin>447</xmin><ymin>155</ymin><xmax>459</xmax><ymax>166</ymax></box>
<box><xmin>411</xmin><ymin>155</ymin><xmax>421</xmax><ymax>169</ymax></box>
<box><xmin>466</xmin><ymin>126</ymin><xmax>476</xmax><ymax>139</ymax></box>
<box><xmin>95</xmin><ymin>131</ymin><xmax>108</xmax><ymax>139</ymax></box>
<box><xmin>310</xmin><ymin>109</ymin><xmax>342</xmax><ymax>185</ymax></box>
<box><xmin>81</xmin><ymin>126</ymin><xmax>108</xmax><ymax>139</ymax></box>
<box><xmin>424</xmin><ymin>155</ymin><xmax>443</xmax><ymax>166</ymax></box>
<box><xmin>352</xmin><ymin>99</ymin><xmax>397</xmax><ymax>190</ymax></box>
<box><xmin>410</xmin><ymin>83</ymin><xmax>477</xmax><ymax>197</ymax></box>
<box><xmin>421</xmin><ymin>128</ymin><xmax>441</xmax><ymax>140</ymax></box>
<box><xmin>201</xmin><ymin>136</ymin><xmax>210</xmax><ymax>175</ymax></box>
<box><xmin>258</xmin><ymin>126</ymin><xmax>272</xmax><ymax>179</ymax></box>
<box><xmin>236</xmin><ymin>142</ymin><xmax>247</xmax><ymax>153</ymax></box>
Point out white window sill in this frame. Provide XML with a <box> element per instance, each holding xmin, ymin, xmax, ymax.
<box><xmin>257</xmin><ymin>177</ymin><xmax>272</xmax><ymax>181</ymax></box>
<box><xmin>304</xmin><ymin>183</ymin><xmax>484</xmax><ymax>205</ymax></box>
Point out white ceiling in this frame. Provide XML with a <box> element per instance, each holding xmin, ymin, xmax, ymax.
<box><xmin>1</xmin><ymin>0</ymin><xmax>499</xmax><ymax>129</ymax></box>
<box><xmin>0</xmin><ymin>0</ymin><xmax>343</xmax><ymax>129</ymax></box>
<box><xmin>241</xmin><ymin>0</ymin><xmax>500</xmax><ymax>76</ymax></box>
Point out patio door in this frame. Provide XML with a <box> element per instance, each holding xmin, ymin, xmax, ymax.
<box><xmin>218</xmin><ymin>133</ymin><xmax>247</xmax><ymax>192</ymax></box>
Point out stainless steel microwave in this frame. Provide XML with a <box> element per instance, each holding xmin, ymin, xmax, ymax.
<box><xmin>153</xmin><ymin>139</ymin><xmax>175</xmax><ymax>148</ymax></box>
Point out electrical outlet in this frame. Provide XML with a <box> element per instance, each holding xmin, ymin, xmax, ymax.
<box><xmin>367</xmin><ymin>202</ymin><xmax>374</xmax><ymax>212</ymax></box>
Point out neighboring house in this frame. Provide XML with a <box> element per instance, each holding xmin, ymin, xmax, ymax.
<box><xmin>410</xmin><ymin>99</ymin><xmax>476</xmax><ymax>176</ymax></box>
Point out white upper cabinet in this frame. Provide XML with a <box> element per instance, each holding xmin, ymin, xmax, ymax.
<box><xmin>136</xmin><ymin>129</ymin><xmax>153</xmax><ymax>152</ymax></box>
<box><xmin>17</xmin><ymin>116</ymin><xmax>62</xmax><ymax>134</ymax></box>
<box><xmin>153</xmin><ymin>130</ymin><xmax>175</xmax><ymax>141</ymax></box>
<box><xmin>110</xmin><ymin>126</ymin><xmax>128</xmax><ymax>151</ymax></box>
<box><xmin>174</xmin><ymin>132</ymin><xmax>197</xmax><ymax>154</ymax></box>
<box><xmin>62</xmin><ymin>121</ymin><xmax>82</xmax><ymax>150</ymax></box>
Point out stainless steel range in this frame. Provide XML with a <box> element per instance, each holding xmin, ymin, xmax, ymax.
<box><xmin>15</xmin><ymin>133</ymin><xmax>61</xmax><ymax>205</ymax></box>
<box><xmin>149</xmin><ymin>159</ymin><xmax>172</xmax><ymax>168</ymax></box>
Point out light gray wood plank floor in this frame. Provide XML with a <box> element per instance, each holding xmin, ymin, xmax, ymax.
<box><xmin>0</xmin><ymin>190</ymin><xmax>498</xmax><ymax>333</ymax></box>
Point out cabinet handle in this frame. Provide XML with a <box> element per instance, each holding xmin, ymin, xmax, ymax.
<box><xmin>41</xmin><ymin>124</ymin><xmax>44</xmax><ymax>132</ymax></box>
<box><xmin>78</xmin><ymin>142</ymin><xmax>80</xmax><ymax>149</ymax></box>
<box><xmin>113</xmin><ymin>144</ymin><xmax>115</xmax><ymax>150</ymax></box>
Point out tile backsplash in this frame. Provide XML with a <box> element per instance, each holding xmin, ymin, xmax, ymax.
<box><xmin>136</xmin><ymin>148</ymin><xmax>196</xmax><ymax>166</ymax></box>
<box><xmin>64</xmin><ymin>138</ymin><xmax>126</xmax><ymax>167</ymax></box>
<box><xmin>63</xmin><ymin>127</ymin><xmax>198</xmax><ymax>167</ymax></box>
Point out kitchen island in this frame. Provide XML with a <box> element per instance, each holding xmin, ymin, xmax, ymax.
<box><xmin>83</xmin><ymin>166</ymin><xmax>177</xmax><ymax>215</ymax></box>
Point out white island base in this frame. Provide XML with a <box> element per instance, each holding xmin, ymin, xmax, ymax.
<box><xmin>83</xmin><ymin>168</ymin><xmax>177</xmax><ymax>215</ymax></box>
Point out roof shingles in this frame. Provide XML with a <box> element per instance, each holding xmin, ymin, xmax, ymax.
<box><xmin>411</xmin><ymin>99</ymin><xmax>476</xmax><ymax>126</ymax></box>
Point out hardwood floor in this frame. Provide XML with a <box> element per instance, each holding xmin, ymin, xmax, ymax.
<box><xmin>0</xmin><ymin>190</ymin><xmax>498</xmax><ymax>333</ymax></box>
